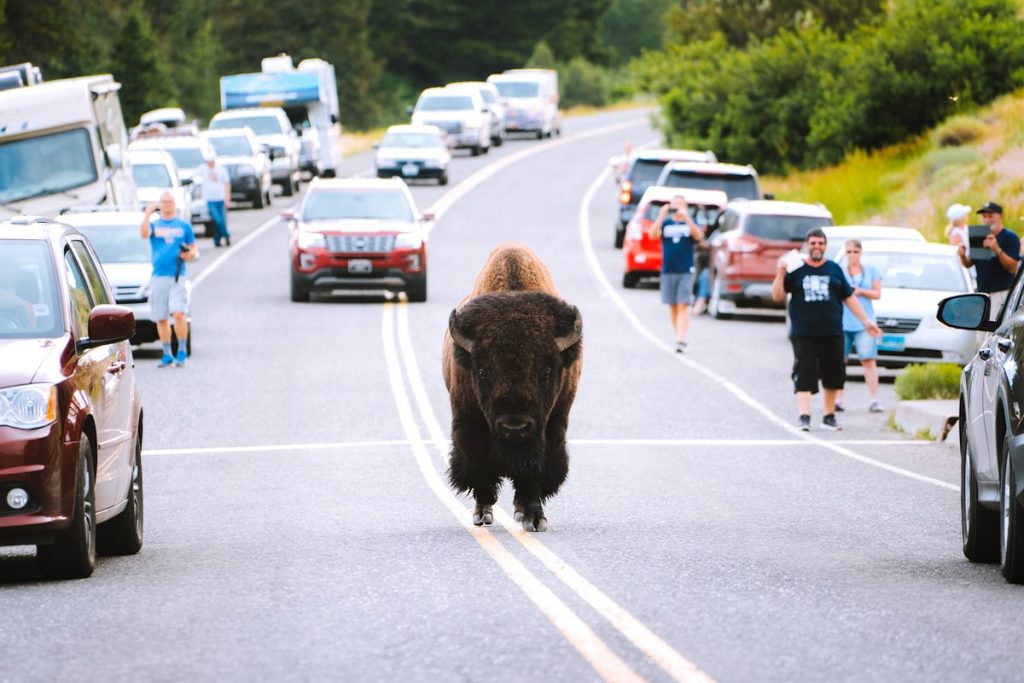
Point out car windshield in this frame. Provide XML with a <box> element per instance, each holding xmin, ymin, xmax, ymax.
<box><xmin>493</xmin><ymin>81</ymin><xmax>539</xmax><ymax>98</ymax></box>
<box><xmin>746</xmin><ymin>215</ymin><xmax>832</xmax><ymax>241</ymax></box>
<box><xmin>644</xmin><ymin>202</ymin><xmax>722</xmax><ymax>228</ymax></box>
<box><xmin>629</xmin><ymin>159</ymin><xmax>670</xmax><ymax>197</ymax></box>
<box><xmin>210</xmin><ymin>115</ymin><xmax>283</xmax><ymax>136</ymax></box>
<box><xmin>302</xmin><ymin>190</ymin><xmax>415</xmax><ymax>222</ymax></box>
<box><xmin>0</xmin><ymin>240</ymin><xmax>63</xmax><ymax>338</ymax></box>
<box><xmin>417</xmin><ymin>95</ymin><xmax>473</xmax><ymax>112</ymax></box>
<box><xmin>0</xmin><ymin>128</ymin><xmax>98</xmax><ymax>204</ymax></box>
<box><xmin>132</xmin><ymin>163</ymin><xmax>173</xmax><ymax>188</ymax></box>
<box><xmin>847</xmin><ymin>251</ymin><xmax>968</xmax><ymax>293</ymax></box>
<box><xmin>162</xmin><ymin>147</ymin><xmax>205</xmax><ymax>171</ymax></box>
<box><xmin>75</xmin><ymin>223</ymin><xmax>151</xmax><ymax>264</ymax></box>
<box><xmin>664</xmin><ymin>171</ymin><xmax>760</xmax><ymax>199</ymax></box>
<box><xmin>208</xmin><ymin>136</ymin><xmax>254</xmax><ymax>157</ymax></box>
<box><xmin>382</xmin><ymin>132</ymin><xmax>443</xmax><ymax>149</ymax></box>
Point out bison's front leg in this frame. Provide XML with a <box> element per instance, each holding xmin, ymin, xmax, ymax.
<box><xmin>448</xmin><ymin>417</ymin><xmax>500</xmax><ymax>526</ymax></box>
<box><xmin>512</xmin><ymin>478</ymin><xmax>547</xmax><ymax>532</ymax></box>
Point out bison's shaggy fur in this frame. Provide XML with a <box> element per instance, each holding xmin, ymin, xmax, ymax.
<box><xmin>443</xmin><ymin>243</ymin><xmax>583</xmax><ymax>531</ymax></box>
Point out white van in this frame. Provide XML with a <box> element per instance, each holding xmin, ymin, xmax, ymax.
<box><xmin>0</xmin><ymin>64</ymin><xmax>136</xmax><ymax>217</ymax></box>
<box><xmin>209</xmin><ymin>107</ymin><xmax>301</xmax><ymax>196</ymax></box>
<box><xmin>487</xmin><ymin>69</ymin><xmax>562</xmax><ymax>139</ymax></box>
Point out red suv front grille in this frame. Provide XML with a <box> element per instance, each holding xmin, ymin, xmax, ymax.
<box><xmin>324</xmin><ymin>235</ymin><xmax>396</xmax><ymax>254</ymax></box>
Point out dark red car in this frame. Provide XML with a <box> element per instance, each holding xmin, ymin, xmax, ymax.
<box><xmin>286</xmin><ymin>177</ymin><xmax>431</xmax><ymax>303</ymax></box>
<box><xmin>0</xmin><ymin>217</ymin><xmax>143</xmax><ymax>579</ymax></box>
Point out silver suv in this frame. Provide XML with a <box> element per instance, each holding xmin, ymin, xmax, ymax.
<box><xmin>209</xmin><ymin>107</ymin><xmax>301</xmax><ymax>196</ymax></box>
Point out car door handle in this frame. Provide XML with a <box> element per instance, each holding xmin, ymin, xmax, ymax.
<box><xmin>998</xmin><ymin>339</ymin><xmax>1014</xmax><ymax>353</ymax></box>
<box><xmin>106</xmin><ymin>362</ymin><xmax>127</xmax><ymax>375</ymax></box>
<box><xmin>979</xmin><ymin>348</ymin><xmax>993</xmax><ymax>360</ymax></box>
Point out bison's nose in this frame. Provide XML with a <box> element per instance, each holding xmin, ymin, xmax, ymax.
<box><xmin>495</xmin><ymin>414</ymin><xmax>535</xmax><ymax>438</ymax></box>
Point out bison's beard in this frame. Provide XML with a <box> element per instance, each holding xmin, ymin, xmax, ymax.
<box><xmin>491</xmin><ymin>432</ymin><xmax>547</xmax><ymax>476</ymax></box>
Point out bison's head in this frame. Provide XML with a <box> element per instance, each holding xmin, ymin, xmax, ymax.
<box><xmin>449</xmin><ymin>292</ymin><xmax>582</xmax><ymax>447</ymax></box>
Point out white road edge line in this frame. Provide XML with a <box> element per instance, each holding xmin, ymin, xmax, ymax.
<box><xmin>395</xmin><ymin>303</ymin><xmax>716</xmax><ymax>683</ymax></box>
<box><xmin>577</xmin><ymin>166</ymin><xmax>958</xmax><ymax>493</ymax></box>
<box><xmin>383</xmin><ymin>303</ymin><xmax>644</xmax><ymax>683</ymax></box>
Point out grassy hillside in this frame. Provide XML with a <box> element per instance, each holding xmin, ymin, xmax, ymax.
<box><xmin>764</xmin><ymin>89</ymin><xmax>1024</xmax><ymax>241</ymax></box>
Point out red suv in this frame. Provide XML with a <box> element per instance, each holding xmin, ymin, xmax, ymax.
<box><xmin>0</xmin><ymin>217</ymin><xmax>143</xmax><ymax>579</ymax></box>
<box><xmin>621</xmin><ymin>186</ymin><xmax>728</xmax><ymax>288</ymax></box>
<box><xmin>707</xmin><ymin>200</ymin><xmax>833</xmax><ymax>318</ymax></box>
<box><xmin>286</xmin><ymin>177</ymin><xmax>432</xmax><ymax>302</ymax></box>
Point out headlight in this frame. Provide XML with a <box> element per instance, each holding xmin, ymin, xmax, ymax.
<box><xmin>422</xmin><ymin>157</ymin><xmax>443</xmax><ymax>168</ymax></box>
<box><xmin>297</xmin><ymin>231</ymin><xmax>325</xmax><ymax>249</ymax></box>
<box><xmin>395</xmin><ymin>232</ymin><xmax>423</xmax><ymax>249</ymax></box>
<box><xmin>0</xmin><ymin>384</ymin><xmax>57</xmax><ymax>429</ymax></box>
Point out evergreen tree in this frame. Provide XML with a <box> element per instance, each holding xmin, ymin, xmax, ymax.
<box><xmin>109</xmin><ymin>0</ymin><xmax>178</xmax><ymax>126</ymax></box>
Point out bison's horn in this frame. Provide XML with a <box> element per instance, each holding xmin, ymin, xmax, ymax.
<box><xmin>555</xmin><ymin>306</ymin><xmax>582</xmax><ymax>352</ymax></box>
<box><xmin>449</xmin><ymin>309</ymin><xmax>475</xmax><ymax>354</ymax></box>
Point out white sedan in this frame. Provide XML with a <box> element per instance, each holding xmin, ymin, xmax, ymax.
<box><xmin>836</xmin><ymin>240</ymin><xmax>979</xmax><ymax>368</ymax></box>
<box><xmin>375</xmin><ymin>124</ymin><xmax>451</xmax><ymax>185</ymax></box>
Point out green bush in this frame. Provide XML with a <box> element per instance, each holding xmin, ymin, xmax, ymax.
<box><xmin>933</xmin><ymin>116</ymin><xmax>987</xmax><ymax>147</ymax></box>
<box><xmin>894</xmin><ymin>363</ymin><xmax>962</xmax><ymax>400</ymax></box>
<box><xmin>561</xmin><ymin>56</ymin><xmax>611</xmax><ymax>108</ymax></box>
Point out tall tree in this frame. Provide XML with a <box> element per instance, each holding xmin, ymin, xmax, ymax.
<box><xmin>601</xmin><ymin>0</ymin><xmax>675</xmax><ymax>65</ymax></box>
<box><xmin>109</xmin><ymin>0</ymin><xmax>178</xmax><ymax>126</ymax></box>
<box><xmin>1</xmin><ymin>0</ymin><xmax>110</xmax><ymax>78</ymax></box>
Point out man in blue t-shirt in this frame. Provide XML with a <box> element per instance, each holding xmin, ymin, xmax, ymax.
<box><xmin>957</xmin><ymin>201</ymin><xmax>1020</xmax><ymax>319</ymax></box>
<box><xmin>771</xmin><ymin>228</ymin><xmax>881</xmax><ymax>431</ymax></box>
<box><xmin>648</xmin><ymin>195</ymin><xmax>704</xmax><ymax>353</ymax></box>
<box><xmin>139</xmin><ymin>191</ymin><xmax>197</xmax><ymax>367</ymax></box>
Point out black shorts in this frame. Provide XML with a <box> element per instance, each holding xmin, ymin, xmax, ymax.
<box><xmin>791</xmin><ymin>335</ymin><xmax>845</xmax><ymax>393</ymax></box>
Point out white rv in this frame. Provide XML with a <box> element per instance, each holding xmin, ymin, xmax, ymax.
<box><xmin>487</xmin><ymin>68</ymin><xmax>562</xmax><ymax>139</ymax></box>
<box><xmin>219</xmin><ymin>54</ymin><xmax>342</xmax><ymax>178</ymax></box>
<box><xmin>0</xmin><ymin>64</ymin><xmax>136</xmax><ymax>217</ymax></box>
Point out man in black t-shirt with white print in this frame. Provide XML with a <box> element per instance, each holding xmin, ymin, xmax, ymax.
<box><xmin>771</xmin><ymin>228</ymin><xmax>881</xmax><ymax>431</ymax></box>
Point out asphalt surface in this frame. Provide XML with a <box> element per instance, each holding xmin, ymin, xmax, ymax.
<box><xmin>1</xmin><ymin>109</ymin><xmax>1017</xmax><ymax>683</ymax></box>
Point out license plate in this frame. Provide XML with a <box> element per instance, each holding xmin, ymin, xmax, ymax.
<box><xmin>402</xmin><ymin>163</ymin><xmax>419</xmax><ymax>177</ymax></box>
<box><xmin>879</xmin><ymin>334</ymin><xmax>906</xmax><ymax>352</ymax></box>
<box><xmin>348</xmin><ymin>259</ymin><xmax>372</xmax><ymax>274</ymax></box>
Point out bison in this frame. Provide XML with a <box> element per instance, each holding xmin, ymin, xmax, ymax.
<box><xmin>442</xmin><ymin>243</ymin><xmax>583</xmax><ymax>532</ymax></box>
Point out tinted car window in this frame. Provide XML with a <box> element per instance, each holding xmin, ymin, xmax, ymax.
<box><xmin>664</xmin><ymin>171</ymin><xmax>760</xmax><ymax>199</ymax></box>
<box><xmin>493</xmin><ymin>81</ymin><xmax>539</xmax><ymax>98</ymax></box>
<box><xmin>208</xmin><ymin>136</ymin><xmax>254</xmax><ymax>157</ymax></box>
<box><xmin>0</xmin><ymin>241</ymin><xmax>62</xmax><ymax>338</ymax></box>
<box><xmin>643</xmin><ymin>201</ymin><xmax>722</xmax><ymax>227</ymax></box>
<box><xmin>163</xmin><ymin>147</ymin><xmax>205</xmax><ymax>171</ymax></box>
<box><xmin>417</xmin><ymin>96</ymin><xmax>474</xmax><ymax>111</ymax></box>
<box><xmin>133</xmin><ymin>163</ymin><xmax>172</xmax><ymax>188</ymax></box>
<box><xmin>382</xmin><ymin>133</ymin><xmax>444</xmax><ymax>149</ymax></box>
<box><xmin>844</xmin><ymin>252</ymin><xmax>968</xmax><ymax>293</ymax></box>
<box><xmin>70</xmin><ymin>240</ymin><xmax>111</xmax><ymax>306</ymax></box>
<box><xmin>629</xmin><ymin>159</ymin><xmax>669</xmax><ymax>198</ymax></box>
<box><xmin>64</xmin><ymin>249</ymin><xmax>92</xmax><ymax>337</ymax></box>
<box><xmin>0</xmin><ymin>128</ymin><xmax>98</xmax><ymax>203</ymax></box>
<box><xmin>76</xmin><ymin>224</ymin><xmax>151</xmax><ymax>264</ymax></box>
<box><xmin>745</xmin><ymin>215</ymin><xmax>832</xmax><ymax>241</ymax></box>
<box><xmin>302</xmin><ymin>190</ymin><xmax>414</xmax><ymax>222</ymax></box>
<box><xmin>719</xmin><ymin>210</ymin><xmax>739</xmax><ymax>232</ymax></box>
<box><xmin>211</xmin><ymin>116</ymin><xmax>283</xmax><ymax>136</ymax></box>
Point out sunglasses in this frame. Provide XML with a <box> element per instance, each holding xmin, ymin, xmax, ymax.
<box><xmin>845</xmin><ymin>250</ymin><xmax>861</xmax><ymax>254</ymax></box>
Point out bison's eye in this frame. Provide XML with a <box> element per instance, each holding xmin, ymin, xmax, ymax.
<box><xmin>542</xmin><ymin>364</ymin><xmax>553</xmax><ymax>380</ymax></box>
<box><xmin>477</xmin><ymin>367</ymin><xmax>487</xmax><ymax>381</ymax></box>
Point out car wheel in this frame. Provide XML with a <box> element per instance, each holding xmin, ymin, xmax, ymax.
<box><xmin>253</xmin><ymin>188</ymin><xmax>265</xmax><ymax>209</ymax></box>
<box><xmin>962</xmin><ymin>406</ymin><xmax>1000</xmax><ymax>562</ymax></box>
<box><xmin>290</xmin><ymin>274</ymin><xmax>311</xmax><ymax>303</ymax></box>
<box><xmin>471</xmin><ymin>145</ymin><xmax>481</xmax><ymax>157</ymax></box>
<box><xmin>97</xmin><ymin>424</ymin><xmax>144</xmax><ymax>556</ymax></box>
<box><xmin>492</xmin><ymin>135</ymin><xmax>503</xmax><ymax>147</ymax></box>
<box><xmin>709</xmin><ymin>275</ymin><xmax>731</xmax><ymax>320</ymax></box>
<box><xmin>614</xmin><ymin>223</ymin><xmax>625</xmax><ymax>249</ymax></box>
<box><xmin>438</xmin><ymin>171</ymin><xmax>449</xmax><ymax>186</ymax></box>
<box><xmin>281</xmin><ymin>179</ymin><xmax>294</xmax><ymax>197</ymax></box>
<box><xmin>535</xmin><ymin>130</ymin><xmax>544</xmax><ymax>140</ymax></box>
<box><xmin>623</xmin><ymin>272</ymin><xmax>640</xmax><ymax>289</ymax></box>
<box><xmin>406</xmin><ymin>276</ymin><xmax>427</xmax><ymax>303</ymax></box>
<box><xmin>1000</xmin><ymin>432</ymin><xmax>1024</xmax><ymax>581</ymax></box>
<box><xmin>37</xmin><ymin>436</ymin><xmax>96</xmax><ymax>579</ymax></box>
<box><xmin>265</xmin><ymin>188</ymin><xmax>273</xmax><ymax>207</ymax></box>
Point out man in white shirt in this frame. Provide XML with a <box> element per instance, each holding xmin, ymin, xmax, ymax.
<box><xmin>196</xmin><ymin>157</ymin><xmax>232</xmax><ymax>247</ymax></box>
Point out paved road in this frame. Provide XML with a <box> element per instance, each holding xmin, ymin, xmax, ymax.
<box><xmin>1</xmin><ymin>109</ymin><xmax>1016</xmax><ymax>683</ymax></box>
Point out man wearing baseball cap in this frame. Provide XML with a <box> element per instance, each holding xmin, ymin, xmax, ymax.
<box><xmin>958</xmin><ymin>200</ymin><xmax>1019</xmax><ymax>318</ymax></box>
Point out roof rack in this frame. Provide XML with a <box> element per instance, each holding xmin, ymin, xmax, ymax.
<box><xmin>59</xmin><ymin>204</ymin><xmax>143</xmax><ymax>215</ymax></box>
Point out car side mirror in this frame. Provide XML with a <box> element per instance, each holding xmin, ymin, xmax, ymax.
<box><xmin>180</xmin><ymin>177</ymin><xmax>193</xmax><ymax>186</ymax></box>
<box><xmin>763</xmin><ymin>192</ymin><xmax>775</xmax><ymax>200</ymax></box>
<box><xmin>281</xmin><ymin>209</ymin><xmax>295</xmax><ymax>221</ymax></box>
<box><xmin>406</xmin><ymin>105</ymin><xmax>414</xmax><ymax>116</ymax></box>
<box><xmin>937</xmin><ymin>293</ymin><xmax>996</xmax><ymax>331</ymax></box>
<box><xmin>78</xmin><ymin>305</ymin><xmax>135</xmax><ymax>351</ymax></box>
<box><xmin>330</xmin><ymin>114</ymin><xmax>338</xmax><ymax>124</ymax></box>
<box><xmin>421</xmin><ymin>211</ymin><xmax>435</xmax><ymax>222</ymax></box>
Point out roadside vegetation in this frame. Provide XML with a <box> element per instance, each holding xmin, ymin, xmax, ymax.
<box><xmin>894</xmin><ymin>363</ymin><xmax>963</xmax><ymax>401</ymax></box>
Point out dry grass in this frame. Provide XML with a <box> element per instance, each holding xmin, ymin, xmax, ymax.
<box><xmin>341</xmin><ymin>128</ymin><xmax>386</xmax><ymax>157</ymax></box>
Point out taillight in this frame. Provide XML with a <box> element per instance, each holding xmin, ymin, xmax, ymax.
<box><xmin>619</xmin><ymin>180</ymin><xmax>632</xmax><ymax>205</ymax></box>
<box><xmin>730</xmin><ymin>236</ymin><xmax>760</xmax><ymax>253</ymax></box>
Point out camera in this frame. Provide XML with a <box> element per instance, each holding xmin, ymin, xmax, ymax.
<box><xmin>179</xmin><ymin>244</ymin><xmax>190</xmax><ymax>253</ymax></box>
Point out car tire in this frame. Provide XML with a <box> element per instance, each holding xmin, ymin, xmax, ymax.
<box><xmin>614</xmin><ymin>223</ymin><xmax>625</xmax><ymax>249</ymax></box>
<box><xmin>535</xmin><ymin>130</ymin><xmax>544</xmax><ymax>140</ymax></box>
<box><xmin>439</xmin><ymin>171</ymin><xmax>449</xmax><ymax>186</ymax></box>
<box><xmin>962</xmin><ymin>406</ymin><xmax>1000</xmax><ymax>562</ymax></box>
<box><xmin>290</xmin><ymin>274</ymin><xmax>311</xmax><ymax>303</ymax></box>
<box><xmin>1000</xmin><ymin>432</ymin><xmax>1024</xmax><ymax>581</ymax></box>
<box><xmin>265</xmin><ymin>188</ymin><xmax>273</xmax><ymax>207</ymax></box>
<box><xmin>281</xmin><ymin>178</ymin><xmax>295</xmax><ymax>197</ymax></box>
<box><xmin>407</xmin><ymin>276</ymin><xmax>427</xmax><ymax>303</ymax></box>
<box><xmin>253</xmin><ymin>188</ymin><xmax>265</xmax><ymax>209</ymax></box>
<box><xmin>623</xmin><ymin>272</ymin><xmax>640</xmax><ymax>289</ymax></box>
<box><xmin>709</xmin><ymin>275</ymin><xmax>731</xmax><ymax>320</ymax></box>
<box><xmin>97</xmin><ymin>425</ymin><xmax>144</xmax><ymax>556</ymax></box>
<box><xmin>471</xmin><ymin>145</ymin><xmax>481</xmax><ymax>157</ymax></box>
<box><xmin>492</xmin><ymin>135</ymin><xmax>503</xmax><ymax>147</ymax></box>
<box><xmin>37</xmin><ymin>437</ymin><xmax>96</xmax><ymax>579</ymax></box>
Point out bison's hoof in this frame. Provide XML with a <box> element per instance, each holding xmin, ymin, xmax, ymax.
<box><xmin>522</xmin><ymin>510</ymin><xmax>548</xmax><ymax>532</ymax></box>
<box><xmin>472</xmin><ymin>505</ymin><xmax>494</xmax><ymax>526</ymax></box>
<box><xmin>513</xmin><ymin>503</ymin><xmax>524</xmax><ymax>523</ymax></box>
